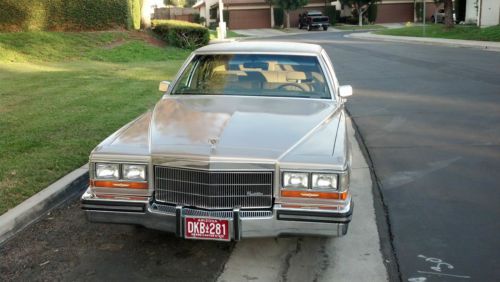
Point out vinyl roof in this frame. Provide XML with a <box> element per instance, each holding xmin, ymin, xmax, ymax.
<box><xmin>195</xmin><ymin>41</ymin><xmax>324</xmax><ymax>55</ymax></box>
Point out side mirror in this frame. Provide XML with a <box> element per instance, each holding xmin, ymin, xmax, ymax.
<box><xmin>159</xmin><ymin>81</ymin><xmax>171</xmax><ymax>92</ymax></box>
<box><xmin>339</xmin><ymin>85</ymin><xmax>353</xmax><ymax>98</ymax></box>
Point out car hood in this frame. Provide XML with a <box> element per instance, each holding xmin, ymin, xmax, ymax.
<box><xmin>148</xmin><ymin>96</ymin><xmax>340</xmax><ymax>161</ymax></box>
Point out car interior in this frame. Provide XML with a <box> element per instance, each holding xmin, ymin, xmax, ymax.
<box><xmin>174</xmin><ymin>54</ymin><xmax>331</xmax><ymax>99</ymax></box>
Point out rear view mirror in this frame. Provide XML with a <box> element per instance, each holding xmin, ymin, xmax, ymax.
<box><xmin>159</xmin><ymin>81</ymin><xmax>171</xmax><ymax>92</ymax></box>
<box><xmin>339</xmin><ymin>85</ymin><xmax>353</xmax><ymax>98</ymax></box>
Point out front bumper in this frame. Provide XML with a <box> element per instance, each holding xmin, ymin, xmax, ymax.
<box><xmin>310</xmin><ymin>23</ymin><xmax>330</xmax><ymax>28</ymax></box>
<box><xmin>81</xmin><ymin>189</ymin><xmax>353</xmax><ymax>240</ymax></box>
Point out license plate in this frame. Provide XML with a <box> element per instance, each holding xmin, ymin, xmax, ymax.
<box><xmin>184</xmin><ymin>217</ymin><xmax>230</xmax><ymax>241</ymax></box>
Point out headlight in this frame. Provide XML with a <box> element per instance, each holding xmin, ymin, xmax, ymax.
<box><xmin>312</xmin><ymin>173</ymin><xmax>338</xmax><ymax>190</ymax></box>
<box><xmin>283</xmin><ymin>172</ymin><xmax>308</xmax><ymax>189</ymax></box>
<box><xmin>95</xmin><ymin>163</ymin><xmax>119</xmax><ymax>180</ymax></box>
<box><xmin>122</xmin><ymin>164</ymin><xmax>146</xmax><ymax>181</ymax></box>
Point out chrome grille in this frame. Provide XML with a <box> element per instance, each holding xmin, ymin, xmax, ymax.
<box><xmin>154</xmin><ymin>166</ymin><xmax>273</xmax><ymax>209</ymax></box>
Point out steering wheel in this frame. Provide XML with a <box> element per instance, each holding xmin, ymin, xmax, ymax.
<box><xmin>276</xmin><ymin>83</ymin><xmax>308</xmax><ymax>92</ymax></box>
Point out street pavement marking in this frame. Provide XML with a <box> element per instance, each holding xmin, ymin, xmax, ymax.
<box><xmin>217</xmin><ymin>118</ymin><xmax>388</xmax><ymax>282</ymax></box>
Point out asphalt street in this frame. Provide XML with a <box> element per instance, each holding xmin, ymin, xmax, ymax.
<box><xmin>1</xmin><ymin>31</ymin><xmax>499</xmax><ymax>282</ymax></box>
<box><xmin>260</xmin><ymin>31</ymin><xmax>500</xmax><ymax>281</ymax></box>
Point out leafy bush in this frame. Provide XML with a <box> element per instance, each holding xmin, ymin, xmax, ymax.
<box><xmin>152</xmin><ymin>19</ymin><xmax>209</xmax><ymax>49</ymax></box>
<box><xmin>0</xmin><ymin>0</ymin><xmax>131</xmax><ymax>31</ymax></box>
<box><xmin>222</xmin><ymin>10</ymin><xmax>230</xmax><ymax>26</ymax></box>
<box><xmin>367</xmin><ymin>4</ymin><xmax>378</xmax><ymax>24</ymax></box>
<box><xmin>128</xmin><ymin>0</ymin><xmax>141</xmax><ymax>30</ymax></box>
<box><xmin>325</xmin><ymin>6</ymin><xmax>337</xmax><ymax>25</ymax></box>
<box><xmin>274</xmin><ymin>7</ymin><xmax>284</xmax><ymax>27</ymax></box>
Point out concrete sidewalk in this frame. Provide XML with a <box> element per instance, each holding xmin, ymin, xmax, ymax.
<box><xmin>347</xmin><ymin>32</ymin><xmax>500</xmax><ymax>52</ymax></box>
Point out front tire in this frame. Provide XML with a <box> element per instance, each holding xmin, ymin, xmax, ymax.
<box><xmin>307</xmin><ymin>24</ymin><xmax>312</xmax><ymax>31</ymax></box>
<box><xmin>298</xmin><ymin>23</ymin><xmax>302</xmax><ymax>29</ymax></box>
<box><xmin>323</xmin><ymin>26</ymin><xmax>328</xmax><ymax>31</ymax></box>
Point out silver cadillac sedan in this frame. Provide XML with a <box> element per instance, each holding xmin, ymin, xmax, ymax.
<box><xmin>81</xmin><ymin>41</ymin><xmax>354</xmax><ymax>241</ymax></box>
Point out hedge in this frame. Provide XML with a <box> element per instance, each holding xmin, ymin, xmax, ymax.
<box><xmin>152</xmin><ymin>20</ymin><xmax>209</xmax><ymax>49</ymax></box>
<box><xmin>367</xmin><ymin>4</ymin><xmax>378</xmax><ymax>24</ymax></box>
<box><xmin>274</xmin><ymin>8</ymin><xmax>284</xmax><ymax>27</ymax></box>
<box><xmin>325</xmin><ymin>6</ymin><xmax>337</xmax><ymax>25</ymax></box>
<box><xmin>128</xmin><ymin>0</ymin><xmax>141</xmax><ymax>30</ymax></box>
<box><xmin>0</xmin><ymin>0</ymin><xmax>138</xmax><ymax>32</ymax></box>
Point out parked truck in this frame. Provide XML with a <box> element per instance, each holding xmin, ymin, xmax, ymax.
<box><xmin>298</xmin><ymin>11</ymin><xmax>330</xmax><ymax>31</ymax></box>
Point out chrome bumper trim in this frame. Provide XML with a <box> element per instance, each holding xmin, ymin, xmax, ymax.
<box><xmin>81</xmin><ymin>189</ymin><xmax>352</xmax><ymax>239</ymax></box>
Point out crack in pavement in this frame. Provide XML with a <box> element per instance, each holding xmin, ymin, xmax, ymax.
<box><xmin>280</xmin><ymin>238</ymin><xmax>303</xmax><ymax>282</ymax></box>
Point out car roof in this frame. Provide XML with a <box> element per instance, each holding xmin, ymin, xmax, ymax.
<box><xmin>195</xmin><ymin>41</ymin><xmax>324</xmax><ymax>56</ymax></box>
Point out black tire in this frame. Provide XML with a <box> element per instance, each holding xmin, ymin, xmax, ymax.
<box><xmin>298</xmin><ymin>23</ymin><xmax>302</xmax><ymax>29</ymax></box>
<box><xmin>323</xmin><ymin>26</ymin><xmax>328</xmax><ymax>31</ymax></box>
<box><xmin>307</xmin><ymin>24</ymin><xmax>312</xmax><ymax>31</ymax></box>
<box><xmin>431</xmin><ymin>16</ymin><xmax>435</xmax><ymax>23</ymax></box>
<box><xmin>339</xmin><ymin>223</ymin><xmax>349</xmax><ymax>236</ymax></box>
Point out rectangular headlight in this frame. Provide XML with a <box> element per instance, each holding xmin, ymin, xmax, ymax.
<box><xmin>122</xmin><ymin>164</ymin><xmax>146</xmax><ymax>181</ymax></box>
<box><xmin>283</xmin><ymin>172</ymin><xmax>308</xmax><ymax>189</ymax></box>
<box><xmin>312</xmin><ymin>173</ymin><xmax>338</xmax><ymax>190</ymax></box>
<box><xmin>95</xmin><ymin>163</ymin><xmax>119</xmax><ymax>180</ymax></box>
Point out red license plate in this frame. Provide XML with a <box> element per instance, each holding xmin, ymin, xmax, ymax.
<box><xmin>184</xmin><ymin>217</ymin><xmax>230</xmax><ymax>241</ymax></box>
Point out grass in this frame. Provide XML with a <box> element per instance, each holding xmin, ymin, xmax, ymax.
<box><xmin>0</xmin><ymin>31</ymin><xmax>190</xmax><ymax>214</ymax></box>
<box><xmin>375</xmin><ymin>24</ymin><xmax>500</xmax><ymax>42</ymax></box>
<box><xmin>333</xmin><ymin>24</ymin><xmax>387</xmax><ymax>31</ymax></box>
<box><xmin>209</xmin><ymin>29</ymin><xmax>246</xmax><ymax>40</ymax></box>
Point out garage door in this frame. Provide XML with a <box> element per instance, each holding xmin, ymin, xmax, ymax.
<box><xmin>229</xmin><ymin>9</ymin><xmax>271</xmax><ymax>29</ymax></box>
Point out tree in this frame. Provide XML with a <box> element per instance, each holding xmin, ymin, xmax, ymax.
<box><xmin>164</xmin><ymin>0</ymin><xmax>186</xmax><ymax>7</ymax></box>
<box><xmin>340</xmin><ymin>0</ymin><xmax>380</xmax><ymax>26</ymax></box>
<box><xmin>272</xmin><ymin>0</ymin><xmax>309</xmax><ymax>28</ymax></box>
<box><xmin>432</xmin><ymin>0</ymin><xmax>454</xmax><ymax>28</ymax></box>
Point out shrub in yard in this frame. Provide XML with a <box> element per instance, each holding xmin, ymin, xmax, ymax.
<box><xmin>0</xmin><ymin>0</ymin><xmax>131</xmax><ymax>31</ymax></box>
<box><xmin>367</xmin><ymin>4</ymin><xmax>378</xmax><ymax>24</ymax></box>
<box><xmin>152</xmin><ymin>20</ymin><xmax>209</xmax><ymax>49</ymax></box>
<box><xmin>325</xmin><ymin>6</ymin><xmax>337</xmax><ymax>25</ymax></box>
<box><xmin>274</xmin><ymin>7</ymin><xmax>284</xmax><ymax>27</ymax></box>
<box><xmin>128</xmin><ymin>0</ymin><xmax>141</xmax><ymax>30</ymax></box>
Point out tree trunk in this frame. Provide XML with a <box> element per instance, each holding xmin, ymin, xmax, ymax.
<box><xmin>358</xmin><ymin>10</ymin><xmax>363</xmax><ymax>26</ymax></box>
<box><xmin>443</xmin><ymin>0</ymin><xmax>454</xmax><ymax>28</ymax></box>
<box><xmin>286</xmin><ymin>11</ymin><xmax>290</xmax><ymax>28</ymax></box>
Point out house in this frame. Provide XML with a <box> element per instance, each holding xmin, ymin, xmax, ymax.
<box><xmin>466</xmin><ymin>0</ymin><xmax>500</xmax><ymax>26</ymax></box>
<box><xmin>194</xmin><ymin>0</ymin><xmax>333</xmax><ymax>29</ymax></box>
<box><xmin>193</xmin><ymin>0</ymin><xmax>445</xmax><ymax>29</ymax></box>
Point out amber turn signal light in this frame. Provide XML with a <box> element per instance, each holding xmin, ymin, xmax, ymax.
<box><xmin>91</xmin><ymin>180</ymin><xmax>148</xmax><ymax>189</ymax></box>
<box><xmin>281</xmin><ymin>190</ymin><xmax>348</xmax><ymax>200</ymax></box>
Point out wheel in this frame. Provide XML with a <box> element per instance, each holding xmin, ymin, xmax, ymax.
<box><xmin>431</xmin><ymin>16</ymin><xmax>435</xmax><ymax>23</ymax></box>
<box><xmin>307</xmin><ymin>24</ymin><xmax>312</xmax><ymax>31</ymax></box>
<box><xmin>339</xmin><ymin>223</ymin><xmax>349</xmax><ymax>236</ymax></box>
<box><xmin>323</xmin><ymin>26</ymin><xmax>328</xmax><ymax>31</ymax></box>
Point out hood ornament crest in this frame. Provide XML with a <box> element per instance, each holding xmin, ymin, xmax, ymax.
<box><xmin>208</xmin><ymin>137</ymin><xmax>219</xmax><ymax>148</ymax></box>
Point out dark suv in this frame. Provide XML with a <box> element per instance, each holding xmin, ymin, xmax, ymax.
<box><xmin>298</xmin><ymin>11</ymin><xmax>330</xmax><ymax>31</ymax></box>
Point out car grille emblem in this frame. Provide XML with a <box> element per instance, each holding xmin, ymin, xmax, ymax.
<box><xmin>208</xmin><ymin>137</ymin><xmax>218</xmax><ymax>147</ymax></box>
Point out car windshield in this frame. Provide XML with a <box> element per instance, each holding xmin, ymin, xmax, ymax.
<box><xmin>171</xmin><ymin>54</ymin><xmax>331</xmax><ymax>99</ymax></box>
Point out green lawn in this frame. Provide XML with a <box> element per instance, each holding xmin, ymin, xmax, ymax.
<box><xmin>375</xmin><ymin>24</ymin><xmax>500</xmax><ymax>42</ymax></box>
<box><xmin>0</xmin><ymin>31</ymin><xmax>190</xmax><ymax>214</ymax></box>
<box><xmin>209</xmin><ymin>29</ymin><xmax>246</xmax><ymax>40</ymax></box>
<box><xmin>333</xmin><ymin>24</ymin><xmax>387</xmax><ymax>31</ymax></box>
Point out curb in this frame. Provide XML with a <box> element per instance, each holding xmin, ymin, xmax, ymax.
<box><xmin>346</xmin><ymin>32</ymin><xmax>500</xmax><ymax>52</ymax></box>
<box><xmin>0</xmin><ymin>164</ymin><xmax>88</xmax><ymax>245</ymax></box>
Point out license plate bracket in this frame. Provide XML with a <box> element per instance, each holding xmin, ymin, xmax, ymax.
<box><xmin>184</xmin><ymin>217</ymin><xmax>230</xmax><ymax>241</ymax></box>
